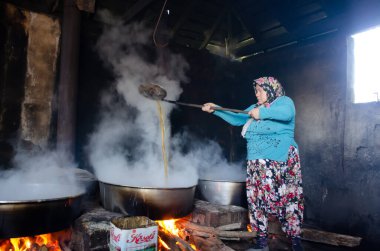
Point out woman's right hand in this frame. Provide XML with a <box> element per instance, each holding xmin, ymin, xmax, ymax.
<box><xmin>202</xmin><ymin>103</ymin><xmax>216</xmax><ymax>113</ymax></box>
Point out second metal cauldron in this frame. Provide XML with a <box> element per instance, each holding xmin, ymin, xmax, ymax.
<box><xmin>99</xmin><ymin>181</ymin><xmax>196</xmax><ymax>220</ymax></box>
<box><xmin>0</xmin><ymin>183</ymin><xmax>84</xmax><ymax>238</ymax></box>
<box><xmin>196</xmin><ymin>179</ymin><xmax>247</xmax><ymax>207</ymax></box>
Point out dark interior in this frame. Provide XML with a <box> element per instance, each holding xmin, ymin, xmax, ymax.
<box><xmin>1</xmin><ymin>0</ymin><xmax>380</xmax><ymax>250</ymax></box>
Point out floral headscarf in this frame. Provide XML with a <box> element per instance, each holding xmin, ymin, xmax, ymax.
<box><xmin>253</xmin><ymin>76</ymin><xmax>285</xmax><ymax>104</ymax></box>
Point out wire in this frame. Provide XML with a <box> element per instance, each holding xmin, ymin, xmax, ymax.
<box><xmin>153</xmin><ymin>0</ymin><xmax>169</xmax><ymax>48</ymax></box>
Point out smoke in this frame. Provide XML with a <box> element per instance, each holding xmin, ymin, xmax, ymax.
<box><xmin>0</xmin><ymin>149</ymin><xmax>84</xmax><ymax>200</ymax></box>
<box><xmin>87</xmin><ymin>10</ymin><xmax>245</xmax><ymax>188</ymax></box>
<box><xmin>170</xmin><ymin>132</ymin><xmax>246</xmax><ymax>182</ymax></box>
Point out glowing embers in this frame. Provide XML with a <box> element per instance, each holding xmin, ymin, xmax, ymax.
<box><xmin>156</xmin><ymin>219</ymin><xmax>197</xmax><ymax>251</ymax></box>
<box><xmin>0</xmin><ymin>229</ymin><xmax>71</xmax><ymax>251</ymax></box>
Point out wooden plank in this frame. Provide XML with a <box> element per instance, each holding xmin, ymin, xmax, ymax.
<box><xmin>301</xmin><ymin>228</ymin><xmax>362</xmax><ymax>247</ymax></box>
<box><xmin>267</xmin><ymin>218</ymin><xmax>362</xmax><ymax>247</ymax></box>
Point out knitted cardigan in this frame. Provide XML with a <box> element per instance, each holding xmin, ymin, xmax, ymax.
<box><xmin>213</xmin><ymin>96</ymin><xmax>298</xmax><ymax>162</ymax></box>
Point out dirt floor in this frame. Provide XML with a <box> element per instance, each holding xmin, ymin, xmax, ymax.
<box><xmin>224</xmin><ymin>237</ymin><xmax>366</xmax><ymax>251</ymax></box>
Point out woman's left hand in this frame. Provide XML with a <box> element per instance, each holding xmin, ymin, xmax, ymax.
<box><xmin>248</xmin><ymin>107</ymin><xmax>260</xmax><ymax>120</ymax></box>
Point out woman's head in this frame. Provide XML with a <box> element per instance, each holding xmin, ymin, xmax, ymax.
<box><xmin>253</xmin><ymin>76</ymin><xmax>285</xmax><ymax>104</ymax></box>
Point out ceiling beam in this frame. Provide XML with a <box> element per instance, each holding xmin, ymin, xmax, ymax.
<box><xmin>263</xmin><ymin>0</ymin><xmax>300</xmax><ymax>33</ymax></box>
<box><xmin>122</xmin><ymin>0</ymin><xmax>155</xmax><ymax>23</ymax></box>
<box><xmin>232</xmin><ymin>4</ymin><xmax>265</xmax><ymax>43</ymax></box>
<box><xmin>170</xmin><ymin>0</ymin><xmax>198</xmax><ymax>38</ymax></box>
<box><xmin>235</xmin><ymin>10</ymin><xmax>348</xmax><ymax>58</ymax></box>
<box><xmin>199</xmin><ymin>5</ymin><xmax>227</xmax><ymax>49</ymax></box>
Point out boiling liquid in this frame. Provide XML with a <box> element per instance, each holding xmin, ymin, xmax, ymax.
<box><xmin>156</xmin><ymin>101</ymin><xmax>168</xmax><ymax>182</ymax></box>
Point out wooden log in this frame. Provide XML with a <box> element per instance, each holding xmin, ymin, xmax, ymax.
<box><xmin>301</xmin><ymin>228</ymin><xmax>362</xmax><ymax>247</ymax></box>
<box><xmin>177</xmin><ymin>220</ymin><xmax>217</xmax><ymax>235</ymax></box>
<box><xmin>192</xmin><ymin>235</ymin><xmax>234</xmax><ymax>251</ymax></box>
<box><xmin>267</xmin><ymin>217</ymin><xmax>362</xmax><ymax>247</ymax></box>
<box><xmin>158</xmin><ymin>227</ymin><xmax>195</xmax><ymax>251</ymax></box>
<box><xmin>218</xmin><ymin>230</ymin><xmax>256</xmax><ymax>240</ymax></box>
<box><xmin>176</xmin><ymin>219</ymin><xmax>256</xmax><ymax>240</ymax></box>
<box><xmin>216</xmin><ymin>222</ymin><xmax>246</xmax><ymax>231</ymax></box>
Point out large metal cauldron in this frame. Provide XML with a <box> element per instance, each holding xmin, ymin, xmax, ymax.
<box><xmin>99</xmin><ymin>181</ymin><xmax>196</xmax><ymax>220</ymax></box>
<box><xmin>196</xmin><ymin>179</ymin><xmax>247</xmax><ymax>207</ymax></box>
<box><xmin>0</xmin><ymin>184</ymin><xmax>84</xmax><ymax>238</ymax></box>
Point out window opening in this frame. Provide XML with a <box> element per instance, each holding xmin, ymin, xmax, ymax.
<box><xmin>351</xmin><ymin>26</ymin><xmax>380</xmax><ymax>103</ymax></box>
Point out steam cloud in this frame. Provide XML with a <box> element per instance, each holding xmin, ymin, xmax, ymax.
<box><xmin>0</xmin><ymin>150</ymin><xmax>84</xmax><ymax>200</ymax></box>
<box><xmin>87</xmin><ymin>11</ymin><xmax>245</xmax><ymax>188</ymax></box>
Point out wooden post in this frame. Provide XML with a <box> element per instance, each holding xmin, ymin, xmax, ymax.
<box><xmin>57</xmin><ymin>0</ymin><xmax>80</xmax><ymax>155</ymax></box>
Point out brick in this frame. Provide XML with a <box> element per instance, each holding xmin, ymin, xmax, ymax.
<box><xmin>189</xmin><ymin>200</ymin><xmax>248</xmax><ymax>228</ymax></box>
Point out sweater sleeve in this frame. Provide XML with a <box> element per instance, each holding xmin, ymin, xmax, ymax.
<box><xmin>259</xmin><ymin>96</ymin><xmax>295</xmax><ymax>121</ymax></box>
<box><xmin>213</xmin><ymin>105</ymin><xmax>254</xmax><ymax>126</ymax></box>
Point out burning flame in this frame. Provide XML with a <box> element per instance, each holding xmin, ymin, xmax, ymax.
<box><xmin>157</xmin><ymin>219</ymin><xmax>179</xmax><ymax>236</ymax></box>
<box><xmin>156</xmin><ymin>219</ymin><xmax>197</xmax><ymax>250</ymax></box>
<box><xmin>158</xmin><ymin>237</ymin><xmax>170</xmax><ymax>249</ymax></box>
<box><xmin>0</xmin><ymin>230</ymin><xmax>70</xmax><ymax>251</ymax></box>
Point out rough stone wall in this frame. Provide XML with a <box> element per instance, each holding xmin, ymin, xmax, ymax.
<box><xmin>21</xmin><ymin>11</ymin><xmax>60</xmax><ymax>148</ymax></box>
<box><xmin>0</xmin><ymin>2</ymin><xmax>61</xmax><ymax>167</ymax></box>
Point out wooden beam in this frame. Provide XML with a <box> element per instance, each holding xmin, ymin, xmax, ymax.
<box><xmin>199</xmin><ymin>6</ymin><xmax>227</xmax><ymax>49</ymax></box>
<box><xmin>122</xmin><ymin>0</ymin><xmax>155</xmax><ymax>23</ymax></box>
<box><xmin>234</xmin><ymin>10</ymin><xmax>347</xmax><ymax>58</ymax></box>
<box><xmin>263</xmin><ymin>0</ymin><xmax>300</xmax><ymax>33</ymax></box>
<box><xmin>230</xmin><ymin>6</ymin><xmax>255</xmax><ymax>42</ymax></box>
<box><xmin>57</xmin><ymin>0</ymin><xmax>80</xmax><ymax>154</ymax></box>
<box><xmin>170</xmin><ymin>0</ymin><xmax>198</xmax><ymax>38</ymax></box>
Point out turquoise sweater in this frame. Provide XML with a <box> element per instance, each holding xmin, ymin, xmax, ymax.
<box><xmin>213</xmin><ymin>96</ymin><xmax>298</xmax><ymax>162</ymax></box>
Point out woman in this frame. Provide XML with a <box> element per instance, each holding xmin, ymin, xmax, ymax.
<box><xmin>202</xmin><ymin>77</ymin><xmax>304</xmax><ymax>251</ymax></box>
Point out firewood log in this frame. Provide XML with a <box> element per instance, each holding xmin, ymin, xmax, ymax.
<box><xmin>301</xmin><ymin>228</ymin><xmax>362</xmax><ymax>247</ymax></box>
<box><xmin>158</xmin><ymin>227</ymin><xmax>195</xmax><ymax>251</ymax></box>
<box><xmin>176</xmin><ymin>219</ymin><xmax>256</xmax><ymax>240</ymax></box>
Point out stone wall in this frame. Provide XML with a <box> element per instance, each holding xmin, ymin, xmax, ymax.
<box><xmin>0</xmin><ymin>2</ymin><xmax>61</xmax><ymax>166</ymax></box>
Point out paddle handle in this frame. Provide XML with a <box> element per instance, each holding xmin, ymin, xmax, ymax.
<box><xmin>163</xmin><ymin>99</ymin><xmax>249</xmax><ymax>114</ymax></box>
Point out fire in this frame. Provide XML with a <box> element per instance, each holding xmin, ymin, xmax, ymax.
<box><xmin>0</xmin><ymin>230</ymin><xmax>70</xmax><ymax>251</ymax></box>
<box><xmin>156</xmin><ymin>219</ymin><xmax>197</xmax><ymax>251</ymax></box>
<box><xmin>158</xmin><ymin>237</ymin><xmax>170</xmax><ymax>249</ymax></box>
<box><xmin>156</xmin><ymin>219</ymin><xmax>179</xmax><ymax>236</ymax></box>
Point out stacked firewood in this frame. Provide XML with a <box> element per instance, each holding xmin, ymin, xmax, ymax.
<box><xmin>158</xmin><ymin>200</ymin><xmax>362</xmax><ymax>251</ymax></box>
<box><xmin>158</xmin><ymin>200</ymin><xmax>254</xmax><ymax>251</ymax></box>
<box><xmin>158</xmin><ymin>219</ymin><xmax>256</xmax><ymax>251</ymax></box>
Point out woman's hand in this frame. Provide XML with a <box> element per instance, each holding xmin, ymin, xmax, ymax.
<box><xmin>202</xmin><ymin>103</ymin><xmax>216</xmax><ymax>113</ymax></box>
<box><xmin>248</xmin><ymin>107</ymin><xmax>260</xmax><ymax>120</ymax></box>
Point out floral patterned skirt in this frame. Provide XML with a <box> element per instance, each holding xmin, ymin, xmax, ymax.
<box><xmin>246</xmin><ymin>145</ymin><xmax>304</xmax><ymax>237</ymax></box>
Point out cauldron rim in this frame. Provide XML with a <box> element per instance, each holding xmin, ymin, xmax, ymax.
<box><xmin>198</xmin><ymin>178</ymin><xmax>245</xmax><ymax>183</ymax></box>
<box><xmin>0</xmin><ymin>183</ymin><xmax>85</xmax><ymax>203</ymax></box>
<box><xmin>98</xmin><ymin>180</ymin><xmax>197</xmax><ymax>190</ymax></box>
